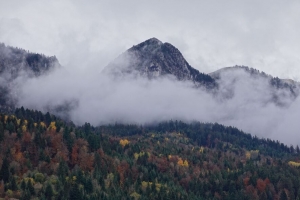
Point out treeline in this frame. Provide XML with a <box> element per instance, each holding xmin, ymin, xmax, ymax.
<box><xmin>0</xmin><ymin>108</ymin><xmax>300</xmax><ymax>199</ymax></box>
<box><xmin>99</xmin><ymin>120</ymin><xmax>297</xmax><ymax>158</ymax></box>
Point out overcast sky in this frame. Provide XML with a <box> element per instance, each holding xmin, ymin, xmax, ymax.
<box><xmin>1</xmin><ymin>0</ymin><xmax>300</xmax><ymax>80</ymax></box>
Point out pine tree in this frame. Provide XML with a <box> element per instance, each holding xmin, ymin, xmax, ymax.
<box><xmin>57</xmin><ymin>160</ymin><xmax>69</xmax><ymax>182</ymax></box>
<box><xmin>280</xmin><ymin>190</ymin><xmax>288</xmax><ymax>200</ymax></box>
<box><xmin>0</xmin><ymin>121</ymin><xmax>4</xmax><ymax>141</ymax></box>
<box><xmin>27</xmin><ymin>179</ymin><xmax>35</xmax><ymax>195</ymax></box>
<box><xmin>0</xmin><ymin>157</ymin><xmax>9</xmax><ymax>182</ymax></box>
<box><xmin>45</xmin><ymin>183</ymin><xmax>53</xmax><ymax>200</ymax></box>
<box><xmin>21</xmin><ymin>189</ymin><xmax>31</xmax><ymax>200</ymax></box>
<box><xmin>10</xmin><ymin>176</ymin><xmax>17</xmax><ymax>191</ymax></box>
<box><xmin>21</xmin><ymin>179</ymin><xmax>26</xmax><ymax>190</ymax></box>
<box><xmin>69</xmin><ymin>183</ymin><xmax>83</xmax><ymax>200</ymax></box>
<box><xmin>84</xmin><ymin>177</ymin><xmax>93</xmax><ymax>193</ymax></box>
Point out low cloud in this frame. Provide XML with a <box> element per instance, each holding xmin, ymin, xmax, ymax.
<box><xmin>11</xmin><ymin>61</ymin><xmax>300</xmax><ymax>146</ymax></box>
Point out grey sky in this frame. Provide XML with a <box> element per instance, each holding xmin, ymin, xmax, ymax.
<box><xmin>1</xmin><ymin>0</ymin><xmax>300</xmax><ymax>80</ymax></box>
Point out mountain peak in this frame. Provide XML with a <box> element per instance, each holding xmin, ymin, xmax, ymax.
<box><xmin>104</xmin><ymin>38</ymin><xmax>215</xmax><ymax>88</ymax></box>
<box><xmin>129</xmin><ymin>37</ymin><xmax>163</xmax><ymax>54</ymax></box>
<box><xmin>144</xmin><ymin>37</ymin><xmax>162</xmax><ymax>44</ymax></box>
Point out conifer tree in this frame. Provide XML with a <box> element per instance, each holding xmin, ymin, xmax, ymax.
<box><xmin>45</xmin><ymin>183</ymin><xmax>53</xmax><ymax>200</ymax></box>
<box><xmin>0</xmin><ymin>121</ymin><xmax>4</xmax><ymax>141</ymax></box>
<box><xmin>27</xmin><ymin>179</ymin><xmax>35</xmax><ymax>195</ymax></box>
<box><xmin>0</xmin><ymin>157</ymin><xmax>9</xmax><ymax>182</ymax></box>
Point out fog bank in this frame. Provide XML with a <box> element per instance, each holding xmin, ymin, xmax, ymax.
<box><xmin>11</xmin><ymin>65</ymin><xmax>300</xmax><ymax>146</ymax></box>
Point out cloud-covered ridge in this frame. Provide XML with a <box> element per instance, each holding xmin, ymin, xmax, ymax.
<box><xmin>8</xmin><ymin>39</ymin><xmax>300</xmax><ymax>146</ymax></box>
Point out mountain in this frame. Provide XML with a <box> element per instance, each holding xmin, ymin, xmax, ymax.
<box><xmin>0</xmin><ymin>43</ymin><xmax>59</xmax><ymax>78</ymax></box>
<box><xmin>210</xmin><ymin>65</ymin><xmax>300</xmax><ymax>92</ymax></box>
<box><xmin>104</xmin><ymin>38</ymin><xmax>216</xmax><ymax>89</ymax></box>
<box><xmin>210</xmin><ymin>65</ymin><xmax>300</xmax><ymax>105</ymax></box>
<box><xmin>0</xmin><ymin>43</ymin><xmax>60</xmax><ymax>113</ymax></box>
<box><xmin>104</xmin><ymin>38</ymin><xmax>299</xmax><ymax>107</ymax></box>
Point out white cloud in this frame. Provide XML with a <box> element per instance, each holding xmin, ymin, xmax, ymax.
<box><xmin>11</xmin><ymin>63</ymin><xmax>300</xmax><ymax>146</ymax></box>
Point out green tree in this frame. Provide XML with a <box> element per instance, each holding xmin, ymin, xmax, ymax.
<box><xmin>63</xmin><ymin>126</ymin><xmax>74</xmax><ymax>151</ymax></box>
<box><xmin>27</xmin><ymin>179</ymin><xmax>35</xmax><ymax>195</ymax></box>
<box><xmin>45</xmin><ymin>183</ymin><xmax>53</xmax><ymax>200</ymax></box>
<box><xmin>0</xmin><ymin>121</ymin><xmax>4</xmax><ymax>141</ymax></box>
<box><xmin>69</xmin><ymin>183</ymin><xmax>83</xmax><ymax>200</ymax></box>
<box><xmin>0</xmin><ymin>157</ymin><xmax>9</xmax><ymax>182</ymax></box>
<box><xmin>21</xmin><ymin>179</ymin><xmax>26</xmax><ymax>190</ymax></box>
<box><xmin>10</xmin><ymin>176</ymin><xmax>17</xmax><ymax>191</ymax></box>
<box><xmin>21</xmin><ymin>189</ymin><xmax>31</xmax><ymax>200</ymax></box>
<box><xmin>5</xmin><ymin>121</ymin><xmax>15</xmax><ymax>134</ymax></box>
<box><xmin>280</xmin><ymin>190</ymin><xmax>288</xmax><ymax>200</ymax></box>
<box><xmin>57</xmin><ymin>160</ymin><xmax>69</xmax><ymax>182</ymax></box>
<box><xmin>84</xmin><ymin>177</ymin><xmax>93</xmax><ymax>193</ymax></box>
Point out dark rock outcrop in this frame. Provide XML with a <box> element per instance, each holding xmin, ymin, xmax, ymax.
<box><xmin>104</xmin><ymin>38</ymin><xmax>216</xmax><ymax>88</ymax></box>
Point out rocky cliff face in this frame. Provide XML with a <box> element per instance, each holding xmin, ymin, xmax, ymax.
<box><xmin>0</xmin><ymin>43</ymin><xmax>60</xmax><ymax>113</ymax></box>
<box><xmin>104</xmin><ymin>38</ymin><xmax>216</xmax><ymax>88</ymax></box>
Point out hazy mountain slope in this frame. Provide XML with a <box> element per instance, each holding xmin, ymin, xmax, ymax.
<box><xmin>0</xmin><ymin>43</ymin><xmax>59</xmax><ymax>78</ymax></box>
<box><xmin>104</xmin><ymin>38</ymin><xmax>299</xmax><ymax>106</ymax></box>
<box><xmin>0</xmin><ymin>43</ymin><xmax>60</xmax><ymax>113</ymax></box>
<box><xmin>210</xmin><ymin>65</ymin><xmax>300</xmax><ymax>106</ymax></box>
<box><xmin>210</xmin><ymin>65</ymin><xmax>299</xmax><ymax>93</ymax></box>
<box><xmin>104</xmin><ymin>38</ymin><xmax>216</xmax><ymax>89</ymax></box>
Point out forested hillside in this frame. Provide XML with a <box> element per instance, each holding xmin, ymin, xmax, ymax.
<box><xmin>0</xmin><ymin>108</ymin><xmax>300</xmax><ymax>199</ymax></box>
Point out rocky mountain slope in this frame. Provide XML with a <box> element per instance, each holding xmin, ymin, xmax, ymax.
<box><xmin>0</xmin><ymin>43</ymin><xmax>60</xmax><ymax>113</ymax></box>
<box><xmin>104</xmin><ymin>38</ymin><xmax>216</xmax><ymax>89</ymax></box>
<box><xmin>104</xmin><ymin>38</ymin><xmax>300</xmax><ymax>107</ymax></box>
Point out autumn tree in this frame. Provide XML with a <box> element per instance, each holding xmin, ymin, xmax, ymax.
<box><xmin>117</xmin><ymin>160</ymin><xmax>130</xmax><ymax>188</ymax></box>
<box><xmin>256</xmin><ymin>178</ymin><xmax>266</xmax><ymax>193</ymax></box>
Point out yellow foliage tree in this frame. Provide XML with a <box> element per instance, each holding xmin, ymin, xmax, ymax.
<box><xmin>130</xmin><ymin>192</ymin><xmax>141</xmax><ymax>200</ymax></box>
<box><xmin>4</xmin><ymin>115</ymin><xmax>8</xmax><ymax>123</ymax></box>
<box><xmin>134</xmin><ymin>153</ymin><xmax>139</xmax><ymax>160</ymax></box>
<box><xmin>288</xmin><ymin>161</ymin><xmax>300</xmax><ymax>167</ymax></box>
<box><xmin>120</xmin><ymin>139</ymin><xmax>130</xmax><ymax>147</ymax></box>
<box><xmin>21</xmin><ymin>125</ymin><xmax>27</xmax><ymax>133</ymax></box>
<box><xmin>141</xmin><ymin>181</ymin><xmax>162</xmax><ymax>192</ymax></box>
<box><xmin>48</xmin><ymin>122</ymin><xmax>57</xmax><ymax>132</ymax></box>
<box><xmin>178</xmin><ymin>158</ymin><xmax>189</xmax><ymax>167</ymax></box>
<box><xmin>199</xmin><ymin>146</ymin><xmax>204</xmax><ymax>153</ymax></box>
<box><xmin>177</xmin><ymin>158</ymin><xmax>184</xmax><ymax>166</ymax></box>
<box><xmin>245</xmin><ymin>151</ymin><xmax>251</xmax><ymax>160</ymax></box>
<box><xmin>183</xmin><ymin>160</ymin><xmax>189</xmax><ymax>167</ymax></box>
<box><xmin>40</xmin><ymin>122</ymin><xmax>46</xmax><ymax>128</ymax></box>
